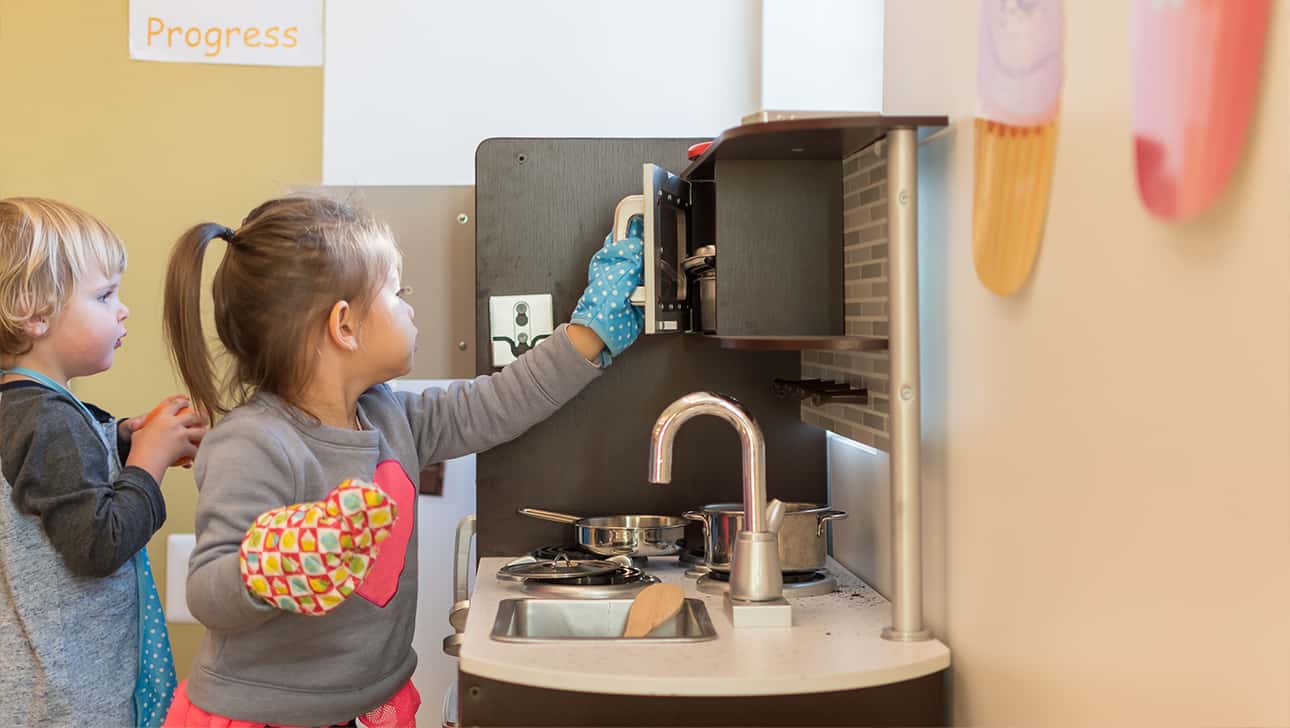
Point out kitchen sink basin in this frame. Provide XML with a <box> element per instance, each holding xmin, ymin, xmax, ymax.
<box><xmin>490</xmin><ymin>598</ymin><xmax>717</xmax><ymax>643</ymax></box>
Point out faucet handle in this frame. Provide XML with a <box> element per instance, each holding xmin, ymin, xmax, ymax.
<box><xmin>765</xmin><ymin>498</ymin><xmax>787</xmax><ymax>534</ymax></box>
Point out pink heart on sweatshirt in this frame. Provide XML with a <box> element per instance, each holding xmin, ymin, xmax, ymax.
<box><xmin>355</xmin><ymin>459</ymin><xmax>416</xmax><ymax>608</ymax></box>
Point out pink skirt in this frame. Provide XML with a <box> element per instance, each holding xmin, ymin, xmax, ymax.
<box><xmin>163</xmin><ymin>679</ymin><xmax>421</xmax><ymax>728</ymax></box>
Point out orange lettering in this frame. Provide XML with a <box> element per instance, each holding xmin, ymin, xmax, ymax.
<box><xmin>264</xmin><ymin>26</ymin><xmax>280</xmax><ymax>48</ymax></box>
<box><xmin>227</xmin><ymin>27</ymin><xmax>242</xmax><ymax>48</ymax></box>
<box><xmin>204</xmin><ymin>27</ymin><xmax>224</xmax><ymax>57</ymax></box>
<box><xmin>146</xmin><ymin>17</ymin><xmax>164</xmax><ymax>46</ymax></box>
<box><xmin>244</xmin><ymin>27</ymin><xmax>261</xmax><ymax>47</ymax></box>
<box><xmin>184</xmin><ymin>27</ymin><xmax>201</xmax><ymax>48</ymax></box>
<box><xmin>283</xmin><ymin>26</ymin><xmax>299</xmax><ymax>49</ymax></box>
<box><xmin>168</xmin><ymin>27</ymin><xmax>183</xmax><ymax>47</ymax></box>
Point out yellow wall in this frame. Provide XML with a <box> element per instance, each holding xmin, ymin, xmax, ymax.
<box><xmin>876</xmin><ymin>2</ymin><xmax>1289</xmax><ymax>725</ymax></box>
<box><xmin>0</xmin><ymin>0</ymin><xmax>321</xmax><ymax>677</ymax></box>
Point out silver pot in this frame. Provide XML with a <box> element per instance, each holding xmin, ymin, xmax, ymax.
<box><xmin>683</xmin><ymin>502</ymin><xmax>847</xmax><ymax>573</ymax></box>
<box><xmin>517</xmin><ymin>508</ymin><xmax>687</xmax><ymax>557</ymax></box>
<box><xmin>683</xmin><ymin>245</ymin><xmax>716</xmax><ymax>334</ymax></box>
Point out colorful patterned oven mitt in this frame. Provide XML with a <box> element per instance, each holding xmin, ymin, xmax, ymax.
<box><xmin>240</xmin><ymin>479</ymin><xmax>398</xmax><ymax>615</ymax></box>
<box><xmin>570</xmin><ymin>215</ymin><xmax>645</xmax><ymax>366</ymax></box>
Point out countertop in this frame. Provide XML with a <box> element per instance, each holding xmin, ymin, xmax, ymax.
<box><xmin>457</xmin><ymin>556</ymin><xmax>950</xmax><ymax>697</ymax></box>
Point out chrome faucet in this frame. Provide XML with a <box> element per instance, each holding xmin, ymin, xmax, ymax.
<box><xmin>648</xmin><ymin>392</ymin><xmax>787</xmax><ymax>603</ymax></box>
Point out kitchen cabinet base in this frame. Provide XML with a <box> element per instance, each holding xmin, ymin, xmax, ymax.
<box><xmin>458</xmin><ymin>669</ymin><xmax>945</xmax><ymax>726</ymax></box>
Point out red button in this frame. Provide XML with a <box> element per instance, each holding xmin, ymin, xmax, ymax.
<box><xmin>687</xmin><ymin>142</ymin><xmax>712</xmax><ymax>160</ymax></box>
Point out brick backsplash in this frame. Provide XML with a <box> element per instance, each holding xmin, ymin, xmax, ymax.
<box><xmin>799</xmin><ymin>140</ymin><xmax>891</xmax><ymax>451</ymax></box>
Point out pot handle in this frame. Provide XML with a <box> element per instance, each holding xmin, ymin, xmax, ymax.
<box><xmin>517</xmin><ymin>508</ymin><xmax>583</xmax><ymax>525</ymax></box>
<box><xmin>682</xmin><ymin>510</ymin><xmax>709</xmax><ymax>540</ymax></box>
<box><xmin>816</xmin><ymin>509</ymin><xmax>849</xmax><ymax>537</ymax></box>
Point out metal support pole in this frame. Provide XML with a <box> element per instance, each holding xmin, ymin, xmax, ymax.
<box><xmin>882</xmin><ymin>127</ymin><xmax>932</xmax><ymax>642</ymax></box>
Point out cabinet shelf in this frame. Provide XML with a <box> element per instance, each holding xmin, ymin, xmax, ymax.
<box><xmin>682</xmin><ymin>114</ymin><xmax>949</xmax><ymax>181</ymax></box>
<box><xmin>708</xmin><ymin>335</ymin><xmax>888</xmax><ymax>352</ymax></box>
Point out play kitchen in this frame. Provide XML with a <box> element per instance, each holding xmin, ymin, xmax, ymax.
<box><xmin>448</xmin><ymin>116</ymin><xmax>950</xmax><ymax>726</ymax></box>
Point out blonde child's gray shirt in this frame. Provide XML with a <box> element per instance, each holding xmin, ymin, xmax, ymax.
<box><xmin>0</xmin><ymin>385</ymin><xmax>162</xmax><ymax>726</ymax></box>
<box><xmin>183</xmin><ymin>325</ymin><xmax>601</xmax><ymax>726</ymax></box>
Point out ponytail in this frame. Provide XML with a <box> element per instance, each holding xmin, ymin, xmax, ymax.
<box><xmin>163</xmin><ymin>223</ymin><xmax>235</xmax><ymax>420</ymax></box>
<box><xmin>164</xmin><ymin>197</ymin><xmax>397</xmax><ymax>421</ymax></box>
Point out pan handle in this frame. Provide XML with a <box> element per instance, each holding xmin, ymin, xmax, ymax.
<box><xmin>682</xmin><ymin>510</ymin><xmax>709</xmax><ymax>540</ymax></box>
<box><xmin>816</xmin><ymin>509</ymin><xmax>848</xmax><ymax>537</ymax></box>
<box><xmin>517</xmin><ymin>508</ymin><xmax>583</xmax><ymax>525</ymax></box>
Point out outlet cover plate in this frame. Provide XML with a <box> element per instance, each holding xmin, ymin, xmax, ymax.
<box><xmin>489</xmin><ymin>294</ymin><xmax>554</xmax><ymax>367</ymax></box>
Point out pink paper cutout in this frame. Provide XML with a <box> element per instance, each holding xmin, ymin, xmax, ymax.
<box><xmin>1132</xmin><ymin>0</ymin><xmax>1272</xmax><ymax>220</ymax></box>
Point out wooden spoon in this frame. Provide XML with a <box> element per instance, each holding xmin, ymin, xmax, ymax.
<box><xmin>622</xmin><ymin>583</ymin><xmax>684</xmax><ymax>638</ymax></box>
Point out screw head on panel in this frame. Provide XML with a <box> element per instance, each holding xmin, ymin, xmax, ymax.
<box><xmin>457</xmin><ymin>213</ymin><xmax>469</xmax><ymax>224</ymax></box>
<box><xmin>457</xmin><ymin>341</ymin><xmax>468</xmax><ymax>351</ymax></box>
<box><xmin>898</xmin><ymin>190</ymin><xmax>910</xmax><ymax>205</ymax></box>
<box><xmin>900</xmin><ymin>386</ymin><xmax>914</xmax><ymax>401</ymax></box>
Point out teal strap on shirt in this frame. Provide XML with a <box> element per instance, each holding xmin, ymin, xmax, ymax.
<box><xmin>0</xmin><ymin>367</ymin><xmax>95</xmax><ymax>421</ymax></box>
<box><xmin>133</xmin><ymin>548</ymin><xmax>177</xmax><ymax>728</ymax></box>
<box><xmin>0</xmin><ymin>366</ymin><xmax>178</xmax><ymax>727</ymax></box>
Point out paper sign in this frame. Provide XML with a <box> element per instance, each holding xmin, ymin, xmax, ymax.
<box><xmin>129</xmin><ymin>0</ymin><xmax>322</xmax><ymax>67</ymax></box>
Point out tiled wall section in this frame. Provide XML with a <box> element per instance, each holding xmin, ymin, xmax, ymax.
<box><xmin>800</xmin><ymin>141</ymin><xmax>891</xmax><ymax>452</ymax></box>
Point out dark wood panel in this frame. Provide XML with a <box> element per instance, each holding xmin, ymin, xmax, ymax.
<box><xmin>475</xmin><ymin>139</ymin><xmax>828</xmax><ymax>557</ymax></box>
<box><xmin>715</xmin><ymin>160</ymin><xmax>842</xmax><ymax>338</ymax></box>
<box><xmin>459</xmin><ymin>670</ymin><xmax>947</xmax><ymax>726</ymax></box>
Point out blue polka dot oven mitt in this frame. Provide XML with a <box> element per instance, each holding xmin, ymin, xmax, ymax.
<box><xmin>570</xmin><ymin>216</ymin><xmax>645</xmax><ymax>366</ymax></box>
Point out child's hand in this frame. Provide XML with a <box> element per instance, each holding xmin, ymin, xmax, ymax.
<box><xmin>125</xmin><ymin>397</ymin><xmax>208</xmax><ymax>482</ymax></box>
<box><xmin>569</xmin><ymin>216</ymin><xmax>645</xmax><ymax>365</ymax></box>
<box><xmin>240</xmin><ymin>479</ymin><xmax>398</xmax><ymax>616</ymax></box>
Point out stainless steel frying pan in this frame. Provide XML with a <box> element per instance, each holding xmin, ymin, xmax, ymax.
<box><xmin>517</xmin><ymin>508</ymin><xmax>686</xmax><ymax>557</ymax></box>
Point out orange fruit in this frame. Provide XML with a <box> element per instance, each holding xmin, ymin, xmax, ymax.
<box><xmin>141</xmin><ymin>398</ymin><xmax>196</xmax><ymax>467</ymax></box>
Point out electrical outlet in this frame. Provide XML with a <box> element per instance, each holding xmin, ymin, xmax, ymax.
<box><xmin>489</xmin><ymin>294</ymin><xmax>554</xmax><ymax>367</ymax></box>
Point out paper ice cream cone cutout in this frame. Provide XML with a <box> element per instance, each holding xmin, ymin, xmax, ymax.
<box><xmin>1132</xmin><ymin>0</ymin><xmax>1272</xmax><ymax>221</ymax></box>
<box><xmin>974</xmin><ymin>0</ymin><xmax>1064</xmax><ymax>296</ymax></box>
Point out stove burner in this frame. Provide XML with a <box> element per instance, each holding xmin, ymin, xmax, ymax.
<box><xmin>695</xmin><ymin>570</ymin><xmax>837</xmax><ymax>598</ymax></box>
<box><xmin>531</xmin><ymin>544</ymin><xmax>600</xmax><ymax>562</ymax></box>
<box><xmin>531</xmin><ymin>544</ymin><xmax>647</xmax><ymax>569</ymax></box>
<box><xmin>503</xmin><ymin>552</ymin><xmax>659</xmax><ymax>598</ymax></box>
<box><xmin>521</xmin><ymin>574</ymin><xmax>659</xmax><ymax>599</ymax></box>
<box><xmin>705</xmin><ymin>570</ymin><xmax>825</xmax><ymax>584</ymax></box>
<box><xmin>677</xmin><ymin>542</ymin><xmax>705</xmax><ymax>567</ymax></box>
<box><xmin>525</xmin><ymin>566</ymin><xmax>646</xmax><ymax>587</ymax></box>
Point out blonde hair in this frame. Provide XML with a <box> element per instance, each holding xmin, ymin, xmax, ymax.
<box><xmin>0</xmin><ymin>197</ymin><xmax>128</xmax><ymax>356</ymax></box>
<box><xmin>163</xmin><ymin>196</ymin><xmax>398</xmax><ymax>420</ymax></box>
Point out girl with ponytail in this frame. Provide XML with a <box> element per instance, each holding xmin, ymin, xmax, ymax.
<box><xmin>160</xmin><ymin>196</ymin><xmax>642</xmax><ymax>727</ymax></box>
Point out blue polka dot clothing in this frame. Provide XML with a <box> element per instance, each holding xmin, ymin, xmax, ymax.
<box><xmin>570</xmin><ymin>215</ymin><xmax>645</xmax><ymax>365</ymax></box>
<box><xmin>133</xmin><ymin>547</ymin><xmax>177</xmax><ymax>728</ymax></box>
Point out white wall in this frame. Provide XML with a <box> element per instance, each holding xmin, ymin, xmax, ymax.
<box><xmin>761</xmin><ymin>0</ymin><xmax>883</xmax><ymax>112</ymax></box>
<box><xmin>323</xmin><ymin>1</ymin><xmax>761</xmax><ymax>185</ymax></box>
<box><xmin>324</xmin><ymin>1</ymin><xmax>888</xmax><ymax>185</ymax></box>
<box><xmin>828</xmin><ymin>2</ymin><xmax>1290</xmax><ymax>725</ymax></box>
